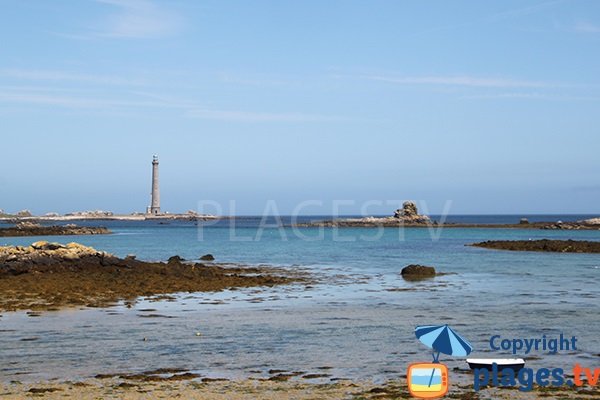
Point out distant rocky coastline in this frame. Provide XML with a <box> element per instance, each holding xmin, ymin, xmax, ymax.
<box><xmin>294</xmin><ymin>201</ymin><xmax>600</xmax><ymax>230</ymax></box>
<box><xmin>0</xmin><ymin>209</ymin><xmax>218</xmax><ymax>223</ymax></box>
<box><xmin>0</xmin><ymin>222</ymin><xmax>110</xmax><ymax>237</ymax></box>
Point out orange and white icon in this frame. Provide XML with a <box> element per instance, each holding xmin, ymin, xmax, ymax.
<box><xmin>407</xmin><ymin>362</ymin><xmax>449</xmax><ymax>399</ymax></box>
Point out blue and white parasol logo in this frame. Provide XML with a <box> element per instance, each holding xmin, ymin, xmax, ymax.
<box><xmin>415</xmin><ymin>324</ymin><xmax>473</xmax><ymax>363</ymax></box>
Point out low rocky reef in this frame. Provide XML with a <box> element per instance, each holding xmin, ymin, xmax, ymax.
<box><xmin>539</xmin><ymin>220</ymin><xmax>600</xmax><ymax>230</ymax></box>
<box><xmin>0</xmin><ymin>222</ymin><xmax>110</xmax><ymax>237</ymax></box>
<box><xmin>0</xmin><ymin>241</ymin><xmax>305</xmax><ymax>311</ymax></box>
<box><xmin>469</xmin><ymin>239</ymin><xmax>600</xmax><ymax>253</ymax></box>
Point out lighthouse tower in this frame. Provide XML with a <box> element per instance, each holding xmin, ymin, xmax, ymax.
<box><xmin>148</xmin><ymin>155</ymin><xmax>161</xmax><ymax>215</ymax></box>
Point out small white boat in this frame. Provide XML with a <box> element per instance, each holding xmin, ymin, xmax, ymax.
<box><xmin>466</xmin><ymin>358</ymin><xmax>525</xmax><ymax>371</ymax></box>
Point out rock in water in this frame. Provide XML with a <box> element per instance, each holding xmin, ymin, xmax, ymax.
<box><xmin>401</xmin><ymin>264</ymin><xmax>436</xmax><ymax>280</ymax></box>
<box><xmin>200</xmin><ymin>254</ymin><xmax>215</xmax><ymax>261</ymax></box>
<box><xmin>167</xmin><ymin>255</ymin><xmax>185</xmax><ymax>264</ymax></box>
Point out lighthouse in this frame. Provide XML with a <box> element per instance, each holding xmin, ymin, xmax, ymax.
<box><xmin>148</xmin><ymin>155</ymin><xmax>161</xmax><ymax>215</ymax></box>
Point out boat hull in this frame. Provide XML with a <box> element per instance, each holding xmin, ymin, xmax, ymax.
<box><xmin>467</xmin><ymin>359</ymin><xmax>525</xmax><ymax>372</ymax></box>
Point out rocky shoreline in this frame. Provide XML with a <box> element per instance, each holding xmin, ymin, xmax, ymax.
<box><xmin>0</xmin><ymin>241</ymin><xmax>306</xmax><ymax>311</ymax></box>
<box><xmin>469</xmin><ymin>239</ymin><xmax>600</xmax><ymax>253</ymax></box>
<box><xmin>0</xmin><ymin>223</ymin><xmax>110</xmax><ymax>237</ymax></box>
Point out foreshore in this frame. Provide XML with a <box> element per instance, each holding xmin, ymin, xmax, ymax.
<box><xmin>2</xmin><ymin>376</ymin><xmax>598</xmax><ymax>399</ymax></box>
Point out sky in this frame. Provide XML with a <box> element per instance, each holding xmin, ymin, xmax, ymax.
<box><xmin>1</xmin><ymin>0</ymin><xmax>599</xmax><ymax>215</ymax></box>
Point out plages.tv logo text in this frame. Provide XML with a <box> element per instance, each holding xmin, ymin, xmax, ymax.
<box><xmin>474</xmin><ymin>333</ymin><xmax>599</xmax><ymax>392</ymax></box>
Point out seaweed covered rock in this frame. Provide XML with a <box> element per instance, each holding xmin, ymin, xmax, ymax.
<box><xmin>401</xmin><ymin>264</ymin><xmax>436</xmax><ymax>280</ymax></box>
<box><xmin>0</xmin><ymin>242</ymin><xmax>304</xmax><ymax>311</ymax></box>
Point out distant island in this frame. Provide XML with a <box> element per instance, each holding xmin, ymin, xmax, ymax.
<box><xmin>294</xmin><ymin>201</ymin><xmax>600</xmax><ymax>230</ymax></box>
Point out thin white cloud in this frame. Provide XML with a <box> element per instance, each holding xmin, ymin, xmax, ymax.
<box><xmin>0</xmin><ymin>88</ymin><xmax>346</xmax><ymax>122</ymax></box>
<box><xmin>0</xmin><ymin>68</ymin><xmax>148</xmax><ymax>86</ymax></box>
<box><xmin>574</xmin><ymin>21</ymin><xmax>600</xmax><ymax>34</ymax></box>
<box><xmin>460</xmin><ymin>92</ymin><xmax>600</xmax><ymax>101</ymax></box>
<box><xmin>94</xmin><ymin>0</ymin><xmax>183</xmax><ymax>39</ymax></box>
<box><xmin>0</xmin><ymin>91</ymin><xmax>178</xmax><ymax>109</ymax></box>
<box><xmin>217</xmin><ymin>72</ymin><xmax>291</xmax><ymax>87</ymax></box>
<box><xmin>187</xmin><ymin>109</ymin><xmax>345</xmax><ymax>123</ymax></box>
<box><xmin>361</xmin><ymin>75</ymin><xmax>551</xmax><ymax>89</ymax></box>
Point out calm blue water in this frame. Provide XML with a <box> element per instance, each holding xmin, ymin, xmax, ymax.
<box><xmin>1</xmin><ymin>216</ymin><xmax>599</xmax><ymax>383</ymax></box>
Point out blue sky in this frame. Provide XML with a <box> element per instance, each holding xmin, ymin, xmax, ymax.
<box><xmin>1</xmin><ymin>0</ymin><xmax>599</xmax><ymax>215</ymax></box>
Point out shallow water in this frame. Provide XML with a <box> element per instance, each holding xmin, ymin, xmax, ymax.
<box><xmin>1</xmin><ymin>216</ymin><xmax>599</xmax><ymax>383</ymax></box>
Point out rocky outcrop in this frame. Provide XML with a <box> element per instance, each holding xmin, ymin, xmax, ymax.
<box><xmin>0</xmin><ymin>242</ymin><xmax>305</xmax><ymax>311</ymax></box>
<box><xmin>295</xmin><ymin>201</ymin><xmax>432</xmax><ymax>227</ymax></box>
<box><xmin>200</xmin><ymin>254</ymin><xmax>215</xmax><ymax>261</ymax></box>
<box><xmin>394</xmin><ymin>201</ymin><xmax>417</xmax><ymax>218</ymax></box>
<box><xmin>0</xmin><ymin>241</ymin><xmax>111</xmax><ymax>267</ymax></box>
<box><xmin>469</xmin><ymin>239</ymin><xmax>600</xmax><ymax>253</ymax></box>
<box><xmin>540</xmin><ymin>222</ymin><xmax>596</xmax><ymax>230</ymax></box>
<box><xmin>393</xmin><ymin>201</ymin><xmax>431</xmax><ymax>224</ymax></box>
<box><xmin>0</xmin><ymin>224</ymin><xmax>110</xmax><ymax>237</ymax></box>
<box><xmin>400</xmin><ymin>264</ymin><xmax>437</xmax><ymax>280</ymax></box>
<box><xmin>579</xmin><ymin>218</ymin><xmax>600</xmax><ymax>225</ymax></box>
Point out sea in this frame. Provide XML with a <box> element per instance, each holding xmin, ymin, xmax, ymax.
<box><xmin>1</xmin><ymin>214</ymin><xmax>599</xmax><ymax>383</ymax></box>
